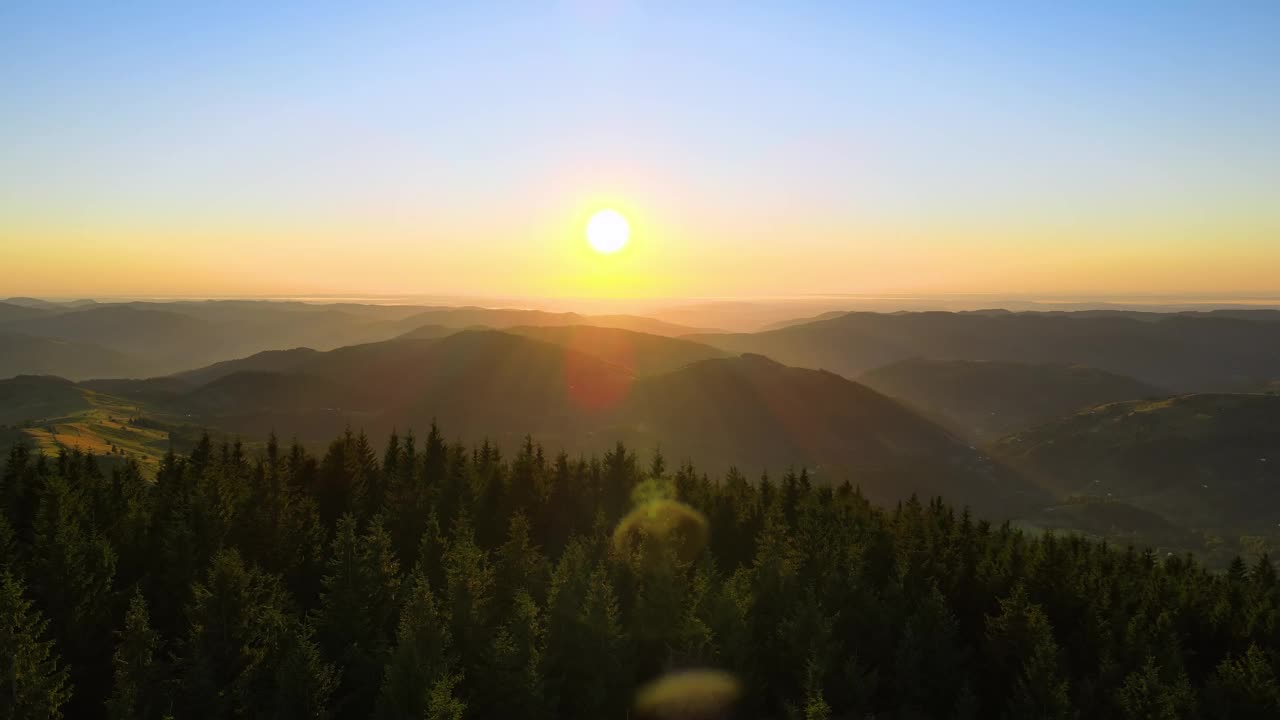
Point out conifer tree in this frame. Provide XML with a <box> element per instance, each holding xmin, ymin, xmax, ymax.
<box><xmin>1206</xmin><ymin>645</ymin><xmax>1280</xmax><ymax>719</ymax></box>
<box><xmin>544</xmin><ymin>544</ymin><xmax>629</xmax><ymax>720</ymax></box>
<box><xmin>473</xmin><ymin>590</ymin><xmax>545</xmax><ymax>719</ymax></box>
<box><xmin>442</xmin><ymin>514</ymin><xmax>496</xmax><ymax>679</ymax></box>
<box><xmin>424</xmin><ymin>672</ymin><xmax>467</xmax><ymax>720</ymax></box>
<box><xmin>0</xmin><ymin>571</ymin><xmax>71</xmax><ymax>720</ymax></box>
<box><xmin>496</xmin><ymin>512</ymin><xmax>549</xmax><ymax>607</ymax></box>
<box><xmin>107</xmin><ymin>589</ymin><xmax>167</xmax><ymax>720</ymax></box>
<box><xmin>314</xmin><ymin>514</ymin><xmax>400</xmax><ymax>718</ymax></box>
<box><xmin>985</xmin><ymin>585</ymin><xmax>1073</xmax><ymax>720</ymax></box>
<box><xmin>375</xmin><ymin>571</ymin><xmax>451</xmax><ymax>720</ymax></box>
<box><xmin>266</xmin><ymin>621</ymin><xmax>337</xmax><ymax>720</ymax></box>
<box><xmin>1115</xmin><ymin>657</ymin><xmax>1197</xmax><ymax>720</ymax></box>
<box><xmin>179</xmin><ymin>549</ymin><xmax>294</xmax><ymax>719</ymax></box>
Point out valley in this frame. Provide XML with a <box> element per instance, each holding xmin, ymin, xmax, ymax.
<box><xmin>5</xmin><ymin>303</ymin><xmax>1279</xmax><ymax>565</ymax></box>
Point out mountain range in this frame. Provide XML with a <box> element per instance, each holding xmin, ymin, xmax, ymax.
<box><xmin>4</xmin><ymin>300</ymin><xmax>1280</xmax><ymax>559</ymax></box>
<box><xmin>0</xmin><ymin>299</ymin><xmax>711</xmax><ymax>379</ymax></box>
<box><xmin>689</xmin><ymin>309</ymin><xmax>1280</xmax><ymax>391</ymax></box>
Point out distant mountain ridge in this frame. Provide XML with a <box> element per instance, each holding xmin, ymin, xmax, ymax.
<box><xmin>0</xmin><ymin>300</ymin><xmax>711</xmax><ymax>379</ymax></box>
<box><xmin>689</xmin><ymin>310</ymin><xmax>1280</xmax><ymax>390</ymax></box>
<box><xmin>0</xmin><ymin>331</ymin><xmax>139</xmax><ymax>380</ymax></box>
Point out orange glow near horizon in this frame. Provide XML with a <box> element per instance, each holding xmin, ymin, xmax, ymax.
<box><xmin>3</xmin><ymin>193</ymin><xmax>1277</xmax><ymax>303</ymax></box>
<box><xmin>2</xmin><ymin>5</ymin><xmax>1278</xmax><ymax>303</ymax></box>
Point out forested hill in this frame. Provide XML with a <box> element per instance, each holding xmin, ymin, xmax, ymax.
<box><xmin>689</xmin><ymin>310</ymin><xmax>1280</xmax><ymax>391</ymax></box>
<box><xmin>4</xmin><ymin>430</ymin><xmax>1280</xmax><ymax>718</ymax></box>
<box><xmin>90</xmin><ymin>330</ymin><xmax>1034</xmax><ymax>515</ymax></box>
<box><xmin>993</xmin><ymin>394</ymin><xmax>1280</xmax><ymax>530</ymax></box>
<box><xmin>858</xmin><ymin>358</ymin><xmax>1167</xmax><ymax>440</ymax></box>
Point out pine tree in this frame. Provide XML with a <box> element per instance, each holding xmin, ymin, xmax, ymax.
<box><xmin>1206</xmin><ymin>645</ymin><xmax>1280</xmax><ymax>719</ymax></box>
<box><xmin>892</xmin><ymin>585</ymin><xmax>969</xmax><ymax>717</ymax></box>
<box><xmin>267</xmin><ymin>621</ymin><xmax>337</xmax><ymax>720</ymax></box>
<box><xmin>28</xmin><ymin>466</ymin><xmax>117</xmax><ymax>712</ymax></box>
<box><xmin>107</xmin><ymin>589</ymin><xmax>167</xmax><ymax>720</ymax></box>
<box><xmin>442</xmin><ymin>515</ymin><xmax>496</xmax><ymax>681</ymax></box>
<box><xmin>544</xmin><ymin>547</ymin><xmax>629</xmax><ymax>720</ymax></box>
<box><xmin>0</xmin><ymin>571</ymin><xmax>71</xmax><ymax>719</ymax></box>
<box><xmin>375</xmin><ymin>571</ymin><xmax>451</xmax><ymax>720</ymax></box>
<box><xmin>314</xmin><ymin>515</ymin><xmax>400</xmax><ymax>719</ymax></box>
<box><xmin>0</xmin><ymin>514</ymin><xmax>17</xmax><ymax>571</ymax></box>
<box><xmin>1115</xmin><ymin>657</ymin><xmax>1197</xmax><ymax>720</ymax></box>
<box><xmin>179</xmin><ymin>549</ymin><xmax>295</xmax><ymax>719</ymax></box>
<box><xmin>30</xmin><ymin>470</ymin><xmax>117</xmax><ymax>638</ymax></box>
<box><xmin>496</xmin><ymin>512</ymin><xmax>549</xmax><ymax>607</ymax></box>
<box><xmin>985</xmin><ymin>585</ymin><xmax>1073</xmax><ymax>720</ymax></box>
<box><xmin>472</xmin><ymin>590</ymin><xmax>545</xmax><ymax>719</ymax></box>
<box><xmin>1</xmin><ymin>443</ymin><xmax>38</xmax><ymax>549</ymax></box>
<box><xmin>424</xmin><ymin>672</ymin><xmax>467</xmax><ymax>720</ymax></box>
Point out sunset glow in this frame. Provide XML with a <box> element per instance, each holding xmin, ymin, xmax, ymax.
<box><xmin>0</xmin><ymin>4</ymin><xmax>1276</xmax><ymax>302</ymax></box>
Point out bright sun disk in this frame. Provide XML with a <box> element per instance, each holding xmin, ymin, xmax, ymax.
<box><xmin>587</xmin><ymin>209</ymin><xmax>630</xmax><ymax>254</ymax></box>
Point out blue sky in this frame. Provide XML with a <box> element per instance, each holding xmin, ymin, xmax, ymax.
<box><xmin>2</xmin><ymin>1</ymin><xmax>1278</xmax><ymax>298</ymax></box>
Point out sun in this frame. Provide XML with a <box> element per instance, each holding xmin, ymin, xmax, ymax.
<box><xmin>586</xmin><ymin>209</ymin><xmax>630</xmax><ymax>254</ymax></box>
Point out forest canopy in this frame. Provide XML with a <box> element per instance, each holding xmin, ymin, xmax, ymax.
<box><xmin>3</xmin><ymin>426</ymin><xmax>1280</xmax><ymax>719</ymax></box>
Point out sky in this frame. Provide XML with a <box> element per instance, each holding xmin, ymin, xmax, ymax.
<box><xmin>2</xmin><ymin>1</ymin><xmax>1278</xmax><ymax>302</ymax></box>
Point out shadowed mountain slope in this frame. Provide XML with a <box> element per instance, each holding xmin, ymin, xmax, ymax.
<box><xmin>0</xmin><ymin>375</ymin><xmax>92</xmax><ymax>425</ymax></box>
<box><xmin>503</xmin><ymin>325</ymin><xmax>728</xmax><ymax>376</ymax></box>
<box><xmin>614</xmin><ymin>354</ymin><xmax>1038</xmax><ymax>510</ymax></box>
<box><xmin>174</xmin><ymin>347</ymin><xmax>324</xmax><ymax>386</ymax></box>
<box><xmin>163</xmin><ymin>333</ymin><xmax>1040</xmax><ymax>514</ymax></box>
<box><xmin>992</xmin><ymin>393</ymin><xmax>1280</xmax><ymax>530</ymax></box>
<box><xmin>0</xmin><ymin>331</ymin><xmax>139</xmax><ymax>380</ymax></box>
<box><xmin>0</xmin><ymin>302</ymin><xmax>52</xmax><ymax>323</ymax></box>
<box><xmin>859</xmin><ymin>359</ymin><xmax>1167</xmax><ymax>439</ymax></box>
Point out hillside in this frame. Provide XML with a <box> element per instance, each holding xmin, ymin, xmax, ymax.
<box><xmin>391</xmin><ymin>324</ymin><xmax>464</xmax><ymax>341</ymax></box>
<box><xmin>0</xmin><ymin>375</ymin><xmax>91</xmax><ymax>425</ymax></box>
<box><xmin>163</xmin><ymin>331</ymin><xmax>634</xmax><ymax>443</ymax></box>
<box><xmin>757</xmin><ymin>310</ymin><xmax>847</xmax><ymax>331</ymax></box>
<box><xmin>188</xmin><ymin>324</ymin><xmax>724</xmax><ymax>383</ymax></box>
<box><xmin>689</xmin><ymin>310</ymin><xmax>1280</xmax><ymax>391</ymax></box>
<box><xmin>79</xmin><ymin>377</ymin><xmax>194</xmax><ymax>404</ymax></box>
<box><xmin>181</xmin><ymin>371</ymin><xmax>356</xmax><ymax>414</ymax></box>
<box><xmin>0</xmin><ymin>300</ymin><xmax>712</xmax><ymax>378</ymax></box>
<box><xmin>174</xmin><ymin>347</ymin><xmax>323</xmax><ymax>386</ymax></box>
<box><xmin>992</xmin><ymin>394</ymin><xmax>1280</xmax><ymax>530</ymax></box>
<box><xmin>135</xmin><ymin>331</ymin><xmax>1036</xmax><ymax>512</ymax></box>
<box><xmin>0</xmin><ymin>331</ymin><xmax>140</xmax><ymax>380</ymax></box>
<box><xmin>391</xmin><ymin>306</ymin><xmax>706</xmax><ymax>337</ymax></box>
<box><xmin>503</xmin><ymin>325</ymin><xmax>727</xmax><ymax>376</ymax></box>
<box><xmin>860</xmin><ymin>359</ymin><xmax>1166</xmax><ymax>439</ymax></box>
<box><xmin>0</xmin><ymin>301</ymin><xmax>51</xmax><ymax>323</ymax></box>
<box><xmin>2</xmin><ymin>305</ymin><xmax>224</xmax><ymax>376</ymax></box>
<box><xmin>0</xmin><ymin>377</ymin><xmax>176</xmax><ymax>471</ymax></box>
<box><xmin>615</xmin><ymin>354</ymin><xmax>1039</xmax><ymax>511</ymax></box>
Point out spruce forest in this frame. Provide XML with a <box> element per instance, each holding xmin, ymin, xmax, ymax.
<box><xmin>4</xmin><ymin>424</ymin><xmax>1280</xmax><ymax>719</ymax></box>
